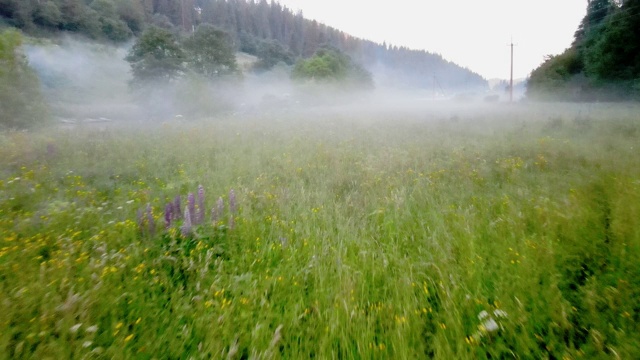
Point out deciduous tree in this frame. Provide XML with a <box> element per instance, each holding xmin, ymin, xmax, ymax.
<box><xmin>126</xmin><ymin>26</ymin><xmax>185</xmax><ymax>85</ymax></box>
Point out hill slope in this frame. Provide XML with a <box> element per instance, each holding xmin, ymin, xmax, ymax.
<box><xmin>0</xmin><ymin>0</ymin><xmax>487</xmax><ymax>92</ymax></box>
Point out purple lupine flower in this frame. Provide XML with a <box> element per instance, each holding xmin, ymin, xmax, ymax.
<box><xmin>196</xmin><ymin>185</ymin><xmax>205</xmax><ymax>225</ymax></box>
<box><xmin>181</xmin><ymin>206</ymin><xmax>192</xmax><ymax>236</ymax></box>
<box><xmin>164</xmin><ymin>202</ymin><xmax>173</xmax><ymax>228</ymax></box>
<box><xmin>229</xmin><ymin>189</ymin><xmax>236</xmax><ymax>214</ymax></box>
<box><xmin>187</xmin><ymin>192</ymin><xmax>196</xmax><ymax>225</ymax></box>
<box><xmin>173</xmin><ymin>196</ymin><xmax>182</xmax><ymax>220</ymax></box>
<box><xmin>146</xmin><ymin>203</ymin><xmax>155</xmax><ymax>236</ymax></box>
<box><xmin>136</xmin><ymin>209</ymin><xmax>144</xmax><ymax>233</ymax></box>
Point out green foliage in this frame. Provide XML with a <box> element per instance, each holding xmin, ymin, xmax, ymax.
<box><xmin>527</xmin><ymin>48</ymin><xmax>584</xmax><ymax>100</ymax></box>
<box><xmin>126</xmin><ymin>26</ymin><xmax>185</xmax><ymax>85</ymax></box>
<box><xmin>114</xmin><ymin>0</ymin><xmax>145</xmax><ymax>35</ymax></box>
<box><xmin>582</xmin><ymin>3</ymin><xmax>640</xmax><ymax>81</ymax></box>
<box><xmin>0</xmin><ymin>29</ymin><xmax>48</xmax><ymax>129</ymax></box>
<box><xmin>292</xmin><ymin>47</ymin><xmax>373</xmax><ymax>89</ymax></box>
<box><xmin>529</xmin><ymin>0</ymin><xmax>640</xmax><ymax>100</ymax></box>
<box><xmin>183</xmin><ymin>24</ymin><xmax>238</xmax><ymax>79</ymax></box>
<box><xmin>254</xmin><ymin>39</ymin><xmax>295</xmax><ymax>71</ymax></box>
<box><xmin>33</xmin><ymin>1</ymin><xmax>62</xmax><ymax>28</ymax></box>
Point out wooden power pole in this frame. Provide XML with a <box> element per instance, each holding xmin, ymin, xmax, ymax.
<box><xmin>509</xmin><ymin>41</ymin><xmax>513</xmax><ymax>102</ymax></box>
<box><xmin>181</xmin><ymin>0</ymin><xmax>186</xmax><ymax>32</ymax></box>
<box><xmin>508</xmin><ymin>40</ymin><xmax>515</xmax><ymax>103</ymax></box>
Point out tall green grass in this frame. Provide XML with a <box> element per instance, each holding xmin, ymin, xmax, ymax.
<box><xmin>1</xmin><ymin>104</ymin><xmax>639</xmax><ymax>358</ymax></box>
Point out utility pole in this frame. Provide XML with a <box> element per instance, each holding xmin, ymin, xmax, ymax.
<box><xmin>181</xmin><ymin>0</ymin><xmax>186</xmax><ymax>32</ymax></box>
<box><xmin>508</xmin><ymin>40</ymin><xmax>516</xmax><ymax>103</ymax></box>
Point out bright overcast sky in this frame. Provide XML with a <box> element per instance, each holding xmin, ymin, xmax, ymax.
<box><xmin>275</xmin><ymin>0</ymin><xmax>586</xmax><ymax>80</ymax></box>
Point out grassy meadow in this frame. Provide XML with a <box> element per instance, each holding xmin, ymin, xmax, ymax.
<box><xmin>1</xmin><ymin>103</ymin><xmax>639</xmax><ymax>359</ymax></box>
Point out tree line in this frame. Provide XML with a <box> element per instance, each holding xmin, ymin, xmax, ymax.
<box><xmin>0</xmin><ymin>0</ymin><xmax>486</xmax><ymax>91</ymax></box>
<box><xmin>527</xmin><ymin>0</ymin><xmax>640</xmax><ymax>101</ymax></box>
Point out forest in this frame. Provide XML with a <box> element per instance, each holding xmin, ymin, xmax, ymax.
<box><xmin>527</xmin><ymin>0</ymin><xmax>640</xmax><ymax>101</ymax></box>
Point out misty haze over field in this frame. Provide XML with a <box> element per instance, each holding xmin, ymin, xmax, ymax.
<box><xmin>21</xmin><ymin>36</ymin><xmax>514</xmax><ymax>127</ymax></box>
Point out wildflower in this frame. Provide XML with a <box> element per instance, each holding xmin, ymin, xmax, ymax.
<box><xmin>482</xmin><ymin>318</ymin><xmax>499</xmax><ymax>333</ymax></box>
<box><xmin>196</xmin><ymin>185</ymin><xmax>205</xmax><ymax>225</ymax></box>
<box><xmin>229</xmin><ymin>189</ymin><xmax>236</xmax><ymax>214</ymax></box>
<box><xmin>136</xmin><ymin>209</ymin><xmax>144</xmax><ymax>233</ymax></box>
<box><xmin>187</xmin><ymin>193</ymin><xmax>196</xmax><ymax>225</ymax></box>
<box><xmin>86</xmin><ymin>325</ymin><xmax>98</xmax><ymax>333</ymax></box>
<box><xmin>164</xmin><ymin>203</ymin><xmax>173</xmax><ymax>228</ymax></box>
<box><xmin>181</xmin><ymin>206</ymin><xmax>192</xmax><ymax>236</ymax></box>
<box><xmin>70</xmin><ymin>323</ymin><xmax>82</xmax><ymax>333</ymax></box>
<box><xmin>173</xmin><ymin>196</ymin><xmax>182</xmax><ymax>220</ymax></box>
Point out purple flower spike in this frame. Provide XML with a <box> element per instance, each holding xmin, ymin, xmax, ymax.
<box><xmin>181</xmin><ymin>206</ymin><xmax>192</xmax><ymax>236</ymax></box>
<box><xmin>187</xmin><ymin>193</ymin><xmax>196</xmax><ymax>225</ymax></box>
<box><xmin>164</xmin><ymin>203</ymin><xmax>173</xmax><ymax>228</ymax></box>
<box><xmin>136</xmin><ymin>209</ymin><xmax>144</xmax><ymax>233</ymax></box>
<box><xmin>146</xmin><ymin>203</ymin><xmax>155</xmax><ymax>236</ymax></box>
<box><xmin>173</xmin><ymin>196</ymin><xmax>182</xmax><ymax>220</ymax></box>
<box><xmin>229</xmin><ymin>189</ymin><xmax>236</xmax><ymax>214</ymax></box>
<box><xmin>196</xmin><ymin>185</ymin><xmax>205</xmax><ymax>225</ymax></box>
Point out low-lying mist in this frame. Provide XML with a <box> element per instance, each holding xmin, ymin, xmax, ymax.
<box><xmin>23</xmin><ymin>35</ymin><xmax>625</xmax><ymax>129</ymax></box>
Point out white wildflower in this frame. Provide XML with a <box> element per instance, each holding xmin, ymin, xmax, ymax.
<box><xmin>70</xmin><ymin>323</ymin><xmax>82</xmax><ymax>333</ymax></box>
<box><xmin>482</xmin><ymin>318</ymin><xmax>500</xmax><ymax>333</ymax></box>
<box><xmin>86</xmin><ymin>325</ymin><xmax>98</xmax><ymax>333</ymax></box>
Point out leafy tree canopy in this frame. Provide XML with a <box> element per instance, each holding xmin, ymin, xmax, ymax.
<box><xmin>254</xmin><ymin>39</ymin><xmax>295</xmax><ymax>71</ymax></box>
<box><xmin>292</xmin><ymin>47</ymin><xmax>373</xmax><ymax>89</ymax></box>
<box><xmin>126</xmin><ymin>26</ymin><xmax>185</xmax><ymax>86</ymax></box>
<box><xmin>183</xmin><ymin>24</ymin><xmax>238</xmax><ymax>78</ymax></box>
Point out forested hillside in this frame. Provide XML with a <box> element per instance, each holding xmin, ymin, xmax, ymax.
<box><xmin>527</xmin><ymin>0</ymin><xmax>640</xmax><ymax>101</ymax></box>
<box><xmin>0</xmin><ymin>0</ymin><xmax>487</xmax><ymax>91</ymax></box>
